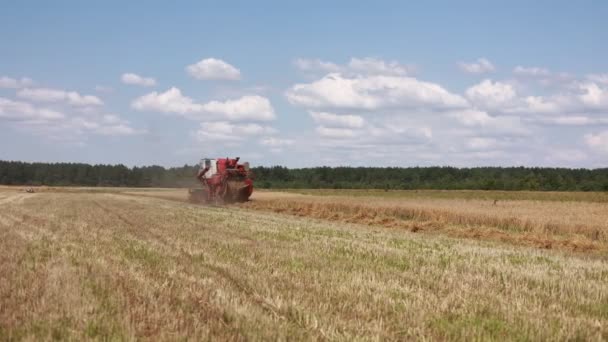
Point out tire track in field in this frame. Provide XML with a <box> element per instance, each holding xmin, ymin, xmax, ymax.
<box><xmin>92</xmin><ymin>198</ymin><xmax>273</xmax><ymax>311</ymax></box>
<box><xmin>0</xmin><ymin>193</ymin><xmax>33</xmax><ymax>205</ymax></box>
<box><xmin>192</xmin><ymin>258</ymin><xmax>328</xmax><ymax>339</ymax></box>
<box><xmin>91</xmin><ymin>193</ymin><xmax>407</xmax><ymax>339</ymax></box>
<box><xmin>91</xmin><ymin>195</ymin><xmax>326</xmax><ymax>338</ymax></box>
<box><xmin>90</xmin><ymin>199</ymin><xmax>175</xmax><ymax>251</ymax></box>
<box><xmin>0</xmin><ymin>202</ymin><xmax>54</xmax><ymax>242</ymax></box>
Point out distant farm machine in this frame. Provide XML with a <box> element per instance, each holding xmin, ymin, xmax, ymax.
<box><xmin>188</xmin><ymin>157</ymin><xmax>254</xmax><ymax>204</ymax></box>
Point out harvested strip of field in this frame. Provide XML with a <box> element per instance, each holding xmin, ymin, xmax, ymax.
<box><xmin>0</xmin><ymin>193</ymin><xmax>608</xmax><ymax>340</ymax></box>
<box><xmin>0</xmin><ymin>190</ymin><xmax>607</xmax><ymax>340</ymax></box>
<box><xmin>244</xmin><ymin>192</ymin><xmax>608</xmax><ymax>254</ymax></box>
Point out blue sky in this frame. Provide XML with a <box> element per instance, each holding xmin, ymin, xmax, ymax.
<box><xmin>1</xmin><ymin>1</ymin><xmax>607</xmax><ymax>167</ymax></box>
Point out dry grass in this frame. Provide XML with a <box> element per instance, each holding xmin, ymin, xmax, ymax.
<box><xmin>0</xmin><ymin>187</ymin><xmax>607</xmax><ymax>340</ymax></box>
<box><xmin>245</xmin><ymin>191</ymin><xmax>608</xmax><ymax>254</ymax></box>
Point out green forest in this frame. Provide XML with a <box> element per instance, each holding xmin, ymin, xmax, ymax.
<box><xmin>1</xmin><ymin>160</ymin><xmax>607</xmax><ymax>191</ymax></box>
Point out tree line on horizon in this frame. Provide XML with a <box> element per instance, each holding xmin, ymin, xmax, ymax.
<box><xmin>0</xmin><ymin>160</ymin><xmax>607</xmax><ymax>191</ymax></box>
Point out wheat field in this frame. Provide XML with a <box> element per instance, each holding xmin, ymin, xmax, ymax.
<box><xmin>0</xmin><ymin>187</ymin><xmax>607</xmax><ymax>340</ymax></box>
<box><xmin>246</xmin><ymin>190</ymin><xmax>608</xmax><ymax>254</ymax></box>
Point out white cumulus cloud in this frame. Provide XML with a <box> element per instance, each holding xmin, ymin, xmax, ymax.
<box><xmin>0</xmin><ymin>76</ymin><xmax>34</xmax><ymax>89</ymax></box>
<box><xmin>93</xmin><ymin>124</ymin><xmax>141</xmax><ymax>136</ymax></box>
<box><xmin>584</xmin><ymin>131</ymin><xmax>608</xmax><ymax>153</ymax></box>
<box><xmin>547</xmin><ymin>149</ymin><xmax>588</xmax><ymax>163</ymax></box>
<box><xmin>121</xmin><ymin>73</ymin><xmax>156</xmax><ymax>87</ymax></box>
<box><xmin>587</xmin><ymin>73</ymin><xmax>608</xmax><ymax>85</ymax></box>
<box><xmin>512</xmin><ymin>66</ymin><xmax>573</xmax><ymax>86</ymax></box>
<box><xmin>465</xmin><ymin>137</ymin><xmax>498</xmax><ymax>150</ymax></box>
<box><xmin>194</xmin><ymin>121</ymin><xmax>276</xmax><ymax>142</ymax></box>
<box><xmin>316</xmin><ymin>126</ymin><xmax>358</xmax><ymax>139</ymax></box>
<box><xmin>286</xmin><ymin>73</ymin><xmax>467</xmax><ymax>110</ymax></box>
<box><xmin>520</xmin><ymin>95</ymin><xmax>564</xmax><ymax>114</ymax></box>
<box><xmin>449</xmin><ymin>109</ymin><xmax>529</xmax><ymax>136</ymax></box>
<box><xmin>202</xmin><ymin>95</ymin><xmax>275</xmax><ymax>121</ymax></box>
<box><xmin>132</xmin><ymin>87</ymin><xmax>201</xmax><ymax>114</ymax></box>
<box><xmin>459</xmin><ymin>58</ymin><xmax>495</xmax><ymax>74</ymax></box>
<box><xmin>513</xmin><ymin>66</ymin><xmax>551</xmax><ymax>77</ymax></box>
<box><xmin>294</xmin><ymin>58</ymin><xmax>341</xmax><ymax>73</ymax></box>
<box><xmin>0</xmin><ymin>97</ymin><xmax>65</xmax><ymax>121</ymax></box>
<box><xmin>0</xmin><ymin>97</ymin><xmax>142</xmax><ymax>138</ymax></box>
<box><xmin>260</xmin><ymin>137</ymin><xmax>295</xmax><ymax>147</ymax></box>
<box><xmin>465</xmin><ymin>79</ymin><xmax>516</xmax><ymax>110</ymax></box>
<box><xmin>578</xmin><ymin>82</ymin><xmax>608</xmax><ymax>109</ymax></box>
<box><xmin>529</xmin><ymin>115</ymin><xmax>608</xmax><ymax>126</ymax></box>
<box><xmin>186</xmin><ymin>58</ymin><xmax>241</xmax><ymax>80</ymax></box>
<box><xmin>465</xmin><ymin>78</ymin><xmax>608</xmax><ymax>117</ymax></box>
<box><xmin>347</xmin><ymin>57</ymin><xmax>411</xmax><ymax>76</ymax></box>
<box><xmin>295</xmin><ymin>57</ymin><xmax>412</xmax><ymax>76</ymax></box>
<box><xmin>17</xmin><ymin>87</ymin><xmax>103</xmax><ymax>106</ymax></box>
<box><xmin>132</xmin><ymin>87</ymin><xmax>275</xmax><ymax>121</ymax></box>
<box><xmin>309</xmin><ymin>111</ymin><xmax>365</xmax><ymax>128</ymax></box>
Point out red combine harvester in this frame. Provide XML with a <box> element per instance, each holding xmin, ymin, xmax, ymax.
<box><xmin>188</xmin><ymin>157</ymin><xmax>253</xmax><ymax>204</ymax></box>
